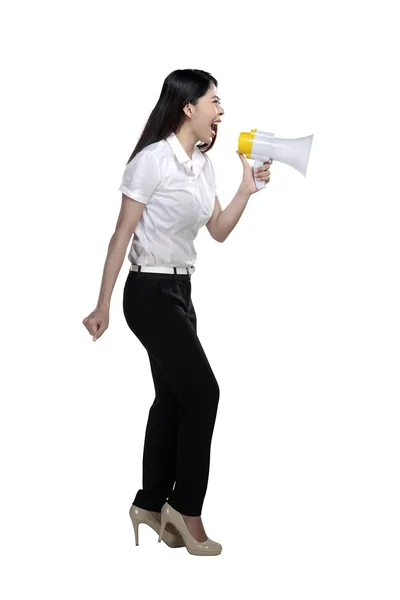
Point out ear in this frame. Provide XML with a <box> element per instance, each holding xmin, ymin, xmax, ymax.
<box><xmin>183</xmin><ymin>103</ymin><xmax>192</xmax><ymax>118</ymax></box>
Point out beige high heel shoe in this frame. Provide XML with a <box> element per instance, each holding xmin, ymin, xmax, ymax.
<box><xmin>158</xmin><ymin>502</ymin><xmax>223</xmax><ymax>556</ymax></box>
<box><xmin>129</xmin><ymin>504</ymin><xmax>185</xmax><ymax>548</ymax></box>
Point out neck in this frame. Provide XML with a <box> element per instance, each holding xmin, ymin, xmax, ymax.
<box><xmin>175</xmin><ymin>126</ymin><xmax>198</xmax><ymax>160</ymax></box>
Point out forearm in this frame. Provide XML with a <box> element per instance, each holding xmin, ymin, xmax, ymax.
<box><xmin>96</xmin><ymin>231</ymin><xmax>130</xmax><ymax>310</ymax></box>
<box><xmin>215</xmin><ymin>184</ymin><xmax>251</xmax><ymax>242</ymax></box>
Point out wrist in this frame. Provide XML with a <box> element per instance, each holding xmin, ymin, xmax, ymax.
<box><xmin>96</xmin><ymin>302</ymin><xmax>110</xmax><ymax>312</ymax></box>
<box><xmin>239</xmin><ymin>182</ymin><xmax>252</xmax><ymax>198</ymax></box>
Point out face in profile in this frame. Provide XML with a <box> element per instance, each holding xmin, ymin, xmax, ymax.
<box><xmin>187</xmin><ymin>84</ymin><xmax>224</xmax><ymax>144</ymax></box>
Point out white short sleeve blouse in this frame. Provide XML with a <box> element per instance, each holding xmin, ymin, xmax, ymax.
<box><xmin>118</xmin><ymin>132</ymin><xmax>217</xmax><ymax>268</ymax></box>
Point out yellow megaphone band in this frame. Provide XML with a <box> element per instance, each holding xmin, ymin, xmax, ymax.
<box><xmin>238</xmin><ymin>129</ymin><xmax>257</xmax><ymax>158</ymax></box>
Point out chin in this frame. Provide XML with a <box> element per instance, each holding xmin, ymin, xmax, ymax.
<box><xmin>197</xmin><ymin>128</ymin><xmax>215</xmax><ymax>144</ymax></box>
<box><xmin>197</xmin><ymin>135</ymin><xmax>211</xmax><ymax>144</ymax></box>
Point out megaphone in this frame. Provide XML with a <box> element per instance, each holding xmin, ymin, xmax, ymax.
<box><xmin>238</xmin><ymin>129</ymin><xmax>314</xmax><ymax>190</ymax></box>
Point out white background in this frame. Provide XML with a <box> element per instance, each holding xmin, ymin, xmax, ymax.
<box><xmin>1</xmin><ymin>0</ymin><xmax>399</xmax><ymax>598</ymax></box>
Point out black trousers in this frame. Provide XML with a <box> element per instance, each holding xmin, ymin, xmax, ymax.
<box><xmin>123</xmin><ymin>268</ymin><xmax>220</xmax><ymax>516</ymax></box>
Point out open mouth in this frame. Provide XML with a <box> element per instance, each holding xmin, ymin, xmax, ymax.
<box><xmin>210</xmin><ymin>120</ymin><xmax>221</xmax><ymax>137</ymax></box>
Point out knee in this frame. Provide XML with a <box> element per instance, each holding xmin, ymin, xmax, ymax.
<box><xmin>214</xmin><ymin>379</ymin><xmax>220</xmax><ymax>402</ymax></box>
<box><xmin>209</xmin><ymin>377</ymin><xmax>220</xmax><ymax>408</ymax></box>
<box><xmin>193</xmin><ymin>376</ymin><xmax>219</xmax><ymax>411</ymax></box>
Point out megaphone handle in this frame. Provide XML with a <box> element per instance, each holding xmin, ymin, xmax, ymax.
<box><xmin>253</xmin><ymin>159</ymin><xmax>266</xmax><ymax>189</ymax></box>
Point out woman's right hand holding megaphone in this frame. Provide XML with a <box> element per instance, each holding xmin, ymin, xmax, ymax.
<box><xmin>236</xmin><ymin>151</ymin><xmax>273</xmax><ymax>195</ymax></box>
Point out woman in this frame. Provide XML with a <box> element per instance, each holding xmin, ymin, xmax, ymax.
<box><xmin>82</xmin><ymin>69</ymin><xmax>272</xmax><ymax>556</ymax></box>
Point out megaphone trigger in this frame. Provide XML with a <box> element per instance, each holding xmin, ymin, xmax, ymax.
<box><xmin>254</xmin><ymin>160</ymin><xmax>267</xmax><ymax>190</ymax></box>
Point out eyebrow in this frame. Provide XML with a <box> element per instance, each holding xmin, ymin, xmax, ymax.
<box><xmin>211</xmin><ymin>95</ymin><xmax>221</xmax><ymax>101</ymax></box>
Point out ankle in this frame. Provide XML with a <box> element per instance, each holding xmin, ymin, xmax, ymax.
<box><xmin>183</xmin><ymin>515</ymin><xmax>201</xmax><ymax>522</ymax></box>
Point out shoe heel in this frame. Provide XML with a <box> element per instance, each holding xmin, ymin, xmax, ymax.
<box><xmin>158</xmin><ymin>513</ymin><xmax>167</xmax><ymax>543</ymax></box>
<box><xmin>131</xmin><ymin>518</ymin><xmax>139</xmax><ymax>546</ymax></box>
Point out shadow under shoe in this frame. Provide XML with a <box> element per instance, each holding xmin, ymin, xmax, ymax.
<box><xmin>129</xmin><ymin>504</ymin><xmax>185</xmax><ymax>548</ymax></box>
<box><xmin>158</xmin><ymin>502</ymin><xmax>223</xmax><ymax>556</ymax></box>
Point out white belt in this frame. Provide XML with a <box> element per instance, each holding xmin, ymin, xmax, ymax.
<box><xmin>130</xmin><ymin>264</ymin><xmax>195</xmax><ymax>275</ymax></box>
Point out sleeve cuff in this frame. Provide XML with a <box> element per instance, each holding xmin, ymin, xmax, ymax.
<box><xmin>118</xmin><ymin>185</ymin><xmax>149</xmax><ymax>204</ymax></box>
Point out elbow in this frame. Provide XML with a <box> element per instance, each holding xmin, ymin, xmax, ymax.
<box><xmin>112</xmin><ymin>227</ymin><xmax>132</xmax><ymax>248</ymax></box>
<box><xmin>214</xmin><ymin>226</ymin><xmax>225</xmax><ymax>243</ymax></box>
<box><xmin>215</xmin><ymin>234</ymin><xmax>225</xmax><ymax>243</ymax></box>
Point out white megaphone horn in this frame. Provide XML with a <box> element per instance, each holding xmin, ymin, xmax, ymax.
<box><xmin>238</xmin><ymin>129</ymin><xmax>314</xmax><ymax>190</ymax></box>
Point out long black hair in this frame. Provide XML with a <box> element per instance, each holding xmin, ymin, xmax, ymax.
<box><xmin>125</xmin><ymin>69</ymin><xmax>218</xmax><ymax>165</ymax></box>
